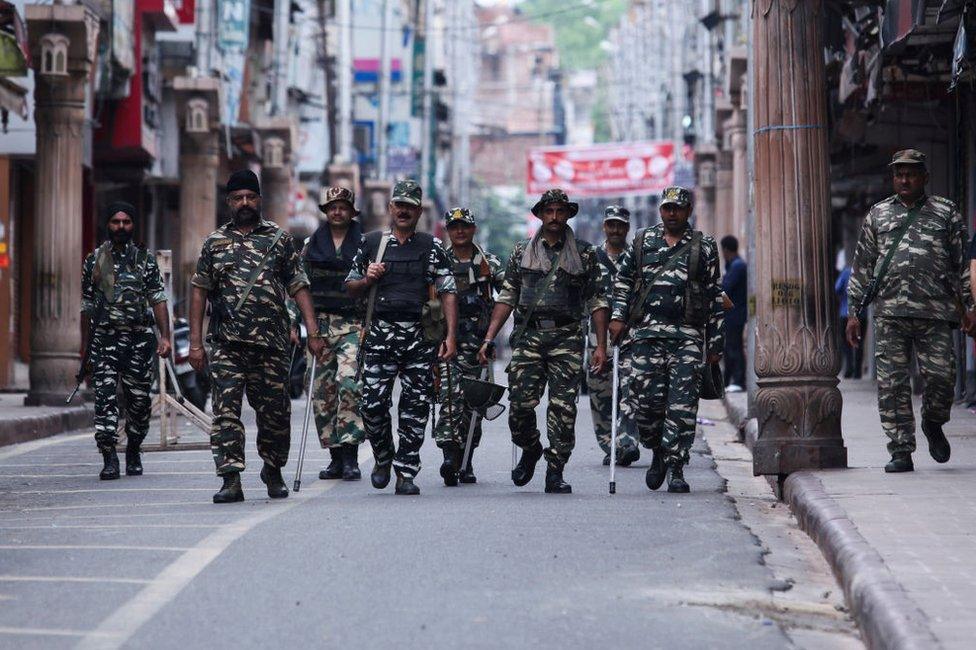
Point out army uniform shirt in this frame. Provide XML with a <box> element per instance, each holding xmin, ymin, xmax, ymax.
<box><xmin>191</xmin><ymin>220</ymin><xmax>309</xmax><ymax>351</ymax></box>
<box><xmin>82</xmin><ymin>242</ymin><xmax>167</xmax><ymax>326</ymax></box>
<box><xmin>848</xmin><ymin>194</ymin><xmax>974</xmax><ymax>322</ymax></box>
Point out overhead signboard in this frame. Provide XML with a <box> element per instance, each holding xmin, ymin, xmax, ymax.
<box><xmin>527</xmin><ymin>141</ymin><xmax>679</xmax><ymax>198</ymax></box>
<box><xmin>218</xmin><ymin>0</ymin><xmax>251</xmax><ymax>51</ymax></box>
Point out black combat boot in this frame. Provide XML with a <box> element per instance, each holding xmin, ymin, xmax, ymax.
<box><xmin>260</xmin><ymin>463</ymin><xmax>289</xmax><ymax>499</ymax></box>
<box><xmin>602</xmin><ymin>453</ymin><xmax>611</xmax><ymax>466</ymax></box>
<box><xmin>459</xmin><ymin>457</ymin><xmax>477</xmax><ymax>484</ymax></box>
<box><xmin>921</xmin><ymin>420</ymin><xmax>951</xmax><ymax>463</ymax></box>
<box><xmin>395</xmin><ymin>472</ymin><xmax>420</xmax><ymax>496</ymax></box>
<box><xmin>544</xmin><ymin>463</ymin><xmax>572</xmax><ymax>494</ymax></box>
<box><xmin>645</xmin><ymin>448</ymin><xmax>666</xmax><ymax>491</ymax></box>
<box><xmin>439</xmin><ymin>444</ymin><xmax>460</xmax><ymax>487</ymax></box>
<box><xmin>884</xmin><ymin>452</ymin><xmax>914</xmax><ymax>473</ymax></box>
<box><xmin>511</xmin><ymin>442</ymin><xmax>544</xmax><ymax>487</ymax></box>
<box><xmin>213</xmin><ymin>472</ymin><xmax>244</xmax><ymax>503</ymax></box>
<box><xmin>341</xmin><ymin>444</ymin><xmax>361</xmax><ymax>480</ymax></box>
<box><xmin>616</xmin><ymin>445</ymin><xmax>640</xmax><ymax>467</ymax></box>
<box><xmin>667</xmin><ymin>465</ymin><xmax>690</xmax><ymax>493</ymax></box>
<box><xmin>371</xmin><ymin>462</ymin><xmax>392</xmax><ymax>489</ymax></box>
<box><xmin>99</xmin><ymin>449</ymin><xmax>120</xmax><ymax>481</ymax></box>
<box><xmin>319</xmin><ymin>447</ymin><xmax>344</xmax><ymax>480</ymax></box>
<box><xmin>125</xmin><ymin>443</ymin><xmax>143</xmax><ymax>476</ymax></box>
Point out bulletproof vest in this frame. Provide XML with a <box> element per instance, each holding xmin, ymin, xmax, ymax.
<box><xmin>452</xmin><ymin>258</ymin><xmax>491</xmax><ymax>318</ymax></box>
<box><xmin>518</xmin><ymin>251</ymin><xmax>584</xmax><ymax>317</ymax></box>
<box><xmin>639</xmin><ymin>231</ymin><xmax>709</xmax><ymax>327</ymax></box>
<box><xmin>307</xmin><ymin>255</ymin><xmax>355</xmax><ymax>314</ymax></box>
<box><xmin>364</xmin><ymin>231</ymin><xmax>434</xmax><ymax>319</ymax></box>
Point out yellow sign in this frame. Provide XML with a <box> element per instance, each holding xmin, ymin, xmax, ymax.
<box><xmin>771</xmin><ymin>281</ymin><xmax>801</xmax><ymax>308</ymax></box>
<box><xmin>0</xmin><ymin>242</ymin><xmax>6</xmax><ymax>254</ymax></box>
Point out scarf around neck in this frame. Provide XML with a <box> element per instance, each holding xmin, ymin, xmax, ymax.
<box><xmin>520</xmin><ymin>225</ymin><xmax>585</xmax><ymax>275</ymax></box>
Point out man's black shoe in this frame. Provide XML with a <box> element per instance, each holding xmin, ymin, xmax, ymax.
<box><xmin>394</xmin><ymin>474</ymin><xmax>420</xmax><ymax>495</ymax></box>
<box><xmin>512</xmin><ymin>443</ymin><xmax>544</xmax><ymax>487</ymax></box>
<box><xmin>884</xmin><ymin>452</ymin><xmax>914</xmax><ymax>473</ymax></box>
<box><xmin>459</xmin><ymin>459</ymin><xmax>477</xmax><ymax>484</ymax></box>
<box><xmin>616</xmin><ymin>446</ymin><xmax>640</xmax><ymax>467</ymax></box>
<box><xmin>371</xmin><ymin>462</ymin><xmax>392</xmax><ymax>489</ymax></box>
<box><xmin>667</xmin><ymin>465</ymin><xmax>690</xmax><ymax>493</ymax></box>
<box><xmin>99</xmin><ymin>450</ymin><xmax>120</xmax><ymax>481</ymax></box>
<box><xmin>341</xmin><ymin>444</ymin><xmax>362</xmax><ymax>480</ymax></box>
<box><xmin>921</xmin><ymin>420</ymin><xmax>951</xmax><ymax>463</ymax></box>
<box><xmin>213</xmin><ymin>473</ymin><xmax>244</xmax><ymax>503</ymax></box>
<box><xmin>319</xmin><ymin>447</ymin><xmax>344</xmax><ymax>480</ymax></box>
<box><xmin>645</xmin><ymin>449</ymin><xmax>666</xmax><ymax>491</ymax></box>
<box><xmin>124</xmin><ymin>444</ymin><xmax>142</xmax><ymax>476</ymax></box>
<box><xmin>544</xmin><ymin>464</ymin><xmax>572</xmax><ymax>494</ymax></box>
<box><xmin>260</xmin><ymin>463</ymin><xmax>289</xmax><ymax>499</ymax></box>
<box><xmin>440</xmin><ymin>445</ymin><xmax>460</xmax><ymax>487</ymax></box>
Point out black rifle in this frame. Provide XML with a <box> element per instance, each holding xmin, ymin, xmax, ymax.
<box><xmin>66</xmin><ymin>295</ymin><xmax>106</xmax><ymax>404</ymax></box>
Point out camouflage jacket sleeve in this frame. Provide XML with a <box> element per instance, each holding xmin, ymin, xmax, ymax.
<box><xmin>581</xmin><ymin>243</ymin><xmax>610</xmax><ymax>314</ymax></box>
<box><xmin>948</xmin><ymin>205</ymin><xmax>975</xmax><ymax>311</ymax></box>
<box><xmin>279</xmin><ymin>232</ymin><xmax>310</xmax><ymax>297</ymax></box>
<box><xmin>81</xmin><ymin>252</ymin><xmax>97</xmax><ymax>316</ymax></box>
<box><xmin>143</xmin><ymin>252</ymin><xmax>167</xmax><ymax>306</ymax></box>
<box><xmin>496</xmin><ymin>241</ymin><xmax>525</xmax><ymax>307</ymax></box>
<box><xmin>703</xmin><ymin>237</ymin><xmax>725</xmax><ymax>358</ymax></box>
<box><xmin>610</xmin><ymin>237</ymin><xmax>638</xmax><ymax>322</ymax></box>
<box><xmin>487</xmin><ymin>253</ymin><xmax>505</xmax><ymax>294</ymax></box>
<box><xmin>345</xmin><ymin>238</ymin><xmax>369</xmax><ymax>283</ymax></box>
<box><xmin>429</xmin><ymin>237</ymin><xmax>457</xmax><ymax>294</ymax></box>
<box><xmin>847</xmin><ymin>208</ymin><xmax>878</xmax><ymax>315</ymax></box>
<box><xmin>190</xmin><ymin>237</ymin><xmax>215</xmax><ymax>291</ymax></box>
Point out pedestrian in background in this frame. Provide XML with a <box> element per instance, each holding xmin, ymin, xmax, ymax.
<box><xmin>834</xmin><ymin>264</ymin><xmax>862</xmax><ymax>379</ymax></box>
<box><xmin>720</xmin><ymin>236</ymin><xmax>746</xmax><ymax>392</ymax></box>
<box><xmin>847</xmin><ymin>149</ymin><xmax>975</xmax><ymax>473</ymax></box>
<box><xmin>82</xmin><ymin>202</ymin><xmax>172</xmax><ymax>480</ymax></box>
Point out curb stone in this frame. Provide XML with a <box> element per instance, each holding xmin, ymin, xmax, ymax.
<box><xmin>0</xmin><ymin>406</ymin><xmax>94</xmax><ymax>447</ymax></box>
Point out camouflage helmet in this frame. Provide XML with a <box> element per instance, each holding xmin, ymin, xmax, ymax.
<box><xmin>888</xmin><ymin>149</ymin><xmax>927</xmax><ymax>169</ymax></box>
<box><xmin>660</xmin><ymin>186</ymin><xmax>693</xmax><ymax>208</ymax></box>
<box><xmin>604</xmin><ymin>205</ymin><xmax>630</xmax><ymax>223</ymax></box>
<box><xmin>391</xmin><ymin>179</ymin><xmax>423</xmax><ymax>206</ymax></box>
<box><xmin>531</xmin><ymin>188</ymin><xmax>579</xmax><ymax>219</ymax></box>
<box><xmin>318</xmin><ymin>186</ymin><xmax>360</xmax><ymax>215</ymax></box>
<box><xmin>445</xmin><ymin>206</ymin><xmax>476</xmax><ymax>227</ymax></box>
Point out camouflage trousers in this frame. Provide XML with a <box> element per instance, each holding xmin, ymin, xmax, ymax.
<box><xmin>361</xmin><ymin>320</ymin><xmax>437</xmax><ymax>478</ymax></box>
<box><xmin>91</xmin><ymin>326</ymin><xmax>156</xmax><ymax>453</ymax></box>
<box><xmin>210</xmin><ymin>342</ymin><xmax>291</xmax><ymax>475</ymax></box>
<box><xmin>621</xmin><ymin>337</ymin><xmax>703</xmax><ymax>469</ymax></box>
<box><xmin>875</xmin><ymin>317</ymin><xmax>956</xmax><ymax>455</ymax></box>
<box><xmin>586</xmin><ymin>338</ymin><xmax>638</xmax><ymax>455</ymax></box>
<box><xmin>433</xmin><ymin>335</ymin><xmax>484</xmax><ymax>450</ymax></box>
<box><xmin>309</xmin><ymin>313</ymin><xmax>364</xmax><ymax>448</ymax></box>
<box><xmin>507</xmin><ymin>322</ymin><xmax>582</xmax><ymax>468</ymax></box>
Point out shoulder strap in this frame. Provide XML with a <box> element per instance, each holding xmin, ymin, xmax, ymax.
<box><xmin>687</xmin><ymin>231</ymin><xmax>703</xmax><ymax>278</ymax></box>
<box><xmin>233</xmin><ymin>229</ymin><xmax>285</xmax><ymax>313</ymax></box>
<box><xmin>625</xmin><ymin>235</ymin><xmax>696</xmax><ymax>327</ymax></box>
<box><xmin>509</xmin><ymin>244</ymin><xmax>566</xmax><ymax>349</ymax></box>
<box><xmin>361</xmin><ymin>231</ymin><xmax>391</xmax><ymax>335</ymax></box>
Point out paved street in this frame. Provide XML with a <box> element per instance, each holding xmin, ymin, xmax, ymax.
<box><xmin>0</xmin><ymin>387</ymin><xmax>860</xmax><ymax>649</ymax></box>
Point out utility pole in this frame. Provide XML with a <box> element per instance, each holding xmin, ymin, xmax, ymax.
<box><xmin>449</xmin><ymin>0</ymin><xmax>472</xmax><ymax>206</ymax></box>
<box><xmin>420</xmin><ymin>0</ymin><xmax>435</xmax><ymax>198</ymax></box>
<box><xmin>317</xmin><ymin>0</ymin><xmax>338</xmax><ymax>168</ymax></box>
<box><xmin>336</xmin><ymin>0</ymin><xmax>353</xmax><ymax>163</ymax></box>
<box><xmin>376</xmin><ymin>0</ymin><xmax>392</xmax><ymax>179</ymax></box>
<box><xmin>272</xmin><ymin>0</ymin><xmax>290</xmax><ymax>114</ymax></box>
<box><xmin>195</xmin><ymin>0</ymin><xmax>212</xmax><ymax>74</ymax></box>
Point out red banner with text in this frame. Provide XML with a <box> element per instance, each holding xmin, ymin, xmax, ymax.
<box><xmin>527</xmin><ymin>141</ymin><xmax>677</xmax><ymax>198</ymax></box>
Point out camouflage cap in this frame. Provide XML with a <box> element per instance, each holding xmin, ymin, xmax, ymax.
<box><xmin>660</xmin><ymin>186</ymin><xmax>693</xmax><ymax>208</ymax></box>
<box><xmin>888</xmin><ymin>149</ymin><xmax>927</xmax><ymax>168</ymax></box>
<box><xmin>391</xmin><ymin>179</ymin><xmax>423</xmax><ymax>206</ymax></box>
<box><xmin>318</xmin><ymin>186</ymin><xmax>360</xmax><ymax>215</ymax></box>
<box><xmin>604</xmin><ymin>204</ymin><xmax>630</xmax><ymax>223</ymax></box>
<box><xmin>445</xmin><ymin>206</ymin><xmax>476</xmax><ymax>226</ymax></box>
<box><xmin>530</xmin><ymin>188</ymin><xmax>579</xmax><ymax>218</ymax></box>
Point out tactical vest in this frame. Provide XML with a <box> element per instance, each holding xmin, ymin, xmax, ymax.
<box><xmin>638</xmin><ymin>231</ymin><xmax>709</xmax><ymax>327</ymax></box>
<box><xmin>308</xmin><ymin>256</ymin><xmax>356</xmax><ymax>315</ymax></box>
<box><xmin>452</xmin><ymin>258</ymin><xmax>491</xmax><ymax>318</ymax></box>
<box><xmin>518</xmin><ymin>251</ymin><xmax>584</xmax><ymax>318</ymax></box>
<box><xmin>363</xmin><ymin>231</ymin><xmax>434</xmax><ymax>320</ymax></box>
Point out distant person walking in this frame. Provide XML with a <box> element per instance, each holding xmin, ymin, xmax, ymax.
<box><xmin>720</xmin><ymin>236</ymin><xmax>746</xmax><ymax>392</ymax></box>
<box><xmin>835</xmin><ymin>264</ymin><xmax>862</xmax><ymax>379</ymax></box>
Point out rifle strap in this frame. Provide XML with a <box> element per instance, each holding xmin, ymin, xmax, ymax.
<box><xmin>361</xmin><ymin>231</ymin><xmax>391</xmax><ymax>337</ymax></box>
<box><xmin>859</xmin><ymin>205</ymin><xmax>923</xmax><ymax>316</ymax></box>
<box><xmin>625</xmin><ymin>233</ymin><xmax>696</xmax><ymax>327</ymax></box>
<box><xmin>509</xmin><ymin>244</ymin><xmax>566</xmax><ymax>349</ymax></box>
<box><xmin>233</xmin><ymin>229</ymin><xmax>285</xmax><ymax>314</ymax></box>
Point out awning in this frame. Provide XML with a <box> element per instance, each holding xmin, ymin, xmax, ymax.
<box><xmin>880</xmin><ymin>0</ymin><xmax>927</xmax><ymax>50</ymax></box>
<box><xmin>0</xmin><ymin>76</ymin><xmax>28</xmax><ymax>119</ymax></box>
<box><xmin>0</xmin><ymin>0</ymin><xmax>29</xmax><ymax>75</ymax></box>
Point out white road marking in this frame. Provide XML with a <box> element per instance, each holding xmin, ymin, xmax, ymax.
<box><xmin>0</xmin><ymin>433</ymin><xmax>91</xmax><ymax>461</ymax></box>
<box><xmin>0</xmin><ymin>472</ymin><xmax>217</xmax><ymax>478</ymax></box>
<box><xmin>0</xmin><ymin>626</ymin><xmax>114</xmax><ymax>638</ymax></box>
<box><xmin>0</xmin><ymin>545</ymin><xmax>190</xmax><ymax>552</ymax></box>
<box><xmin>0</xmin><ymin>524</ymin><xmax>220</xmax><ymax>530</ymax></box>
<box><xmin>0</xmin><ymin>575</ymin><xmax>151</xmax><ymax>585</ymax></box>
<box><xmin>6</xmin><ymin>488</ymin><xmax>216</xmax><ymax>494</ymax></box>
<box><xmin>77</xmin><ymin>449</ymin><xmax>373</xmax><ymax>650</ymax></box>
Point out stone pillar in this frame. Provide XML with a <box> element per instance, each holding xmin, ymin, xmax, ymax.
<box><xmin>327</xmin><ymin>162</ymin><xmax>361</xmax><ymax>196</ymax></box>
<box><xmin>729</xmin><ymin>106</ymin><xmax>749</xmax><ymax>253</ymax></box>
<box><xmin>694</xmin><ymin>153</ymin><xmax>717</xmax><ymax>236</ymax></box>
<box><xmin>24</xmin><ymin>4</ymin><xmax>99</xmax><ymax>405</ymax></box>
<box><xmin>362</xmin><ymin>179</ymin><xmax>393</xmax><ymax>233</ymax></box>
<box><xmin>256</xmin><ymin>117</ymin><xmax>297</xmax><ymax>229</ymax></box>
<box><xmin>714</xmin><ymin>150</ymin><xmax>733</xmax><ymax>240</ymax></box>
<box><xmin>752</xmin><ymin>0</ymin><xmax>846</xmax><ymax>475</ymax></box>
<box><xmin>174</xmin><ymin>76</ymin><xmax>221</xmax><ymax>307</ymax></box>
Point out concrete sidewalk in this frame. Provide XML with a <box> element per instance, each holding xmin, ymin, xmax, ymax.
<box><xmin>0</xmin><ymin>394</ymin><xmax>93</xmax><ymax>447</ymax></box>
<box><xmin>729</xmin><ymin>380</ymin><xmax>976</xmax><ymax>650</ymax></box>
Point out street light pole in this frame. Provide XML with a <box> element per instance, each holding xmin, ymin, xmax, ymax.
<box><xmin>376</xmin><ymin>0</ymin><xmax>392</xmax><ymax>179</ymax></box>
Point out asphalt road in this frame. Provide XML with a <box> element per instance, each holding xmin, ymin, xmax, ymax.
<box><xmin>0</xmin><ymin>387</ymin><xmax>855</xmax><ymax>649</ymax></box>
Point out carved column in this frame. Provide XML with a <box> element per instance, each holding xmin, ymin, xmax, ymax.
<box><xmin>694</xmin><ymin>154</ymin><xmax>717</xmax><ymax>236</ymax></box>
<box><xmin>729</xmin><ymin>106</ymin><xmax>749</xmax><ymax>249</ymax></box>
<box><xmin>24</xmin><ymin>4</ymin><xmax>99</xmax><ymax>405</ymax></box>
<box><xmin>714</xmin><ymin>149</ymin><xmax>733</xmax><ymax>240</ymax></box>
<box><xmin>752</xmin><ymin>0</ymin><xmax>847</xmax><ymax>475</ymax></box>
<box><xmin>256</xmin><ymin>117</ymin><xmax>297</xmax><ymax>229</ymax></box>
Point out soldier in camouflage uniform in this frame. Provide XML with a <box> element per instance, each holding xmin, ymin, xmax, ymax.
<box><xmin>302</xmin><ymin>187</ymin><xmax>366</xmax><ymax>482</ymax></box>
<box><xmin>189</xmin><ymin>170</ymin><xmax>324</xmax><ymax>503</ymax></box>
<box><xmin>432</xmin><ymin>207</ymin><xmax>503</xmax><ymax>486</ymax></box>
<box><xmin>847</xmin><ymin>149</ymin><xmax>975</xmax><ymax>473</ymax></box>
<box><xmin>82</xmin><ymin>202</ymin><xmax>172</xmax><ymax>480</ymax></box>
<box><xmin>346</xmin><ymin>180</ymin><xmax>458</xmax><ymax>496</ymax></box>
<box><xmin>588</xmin><ymin>205</ymin><xmax>639</xmax><ymax>466</ymax></box>
<box><xmin>609</xmin><ymin>187</ymin><xmax>724</xmax><ymax>494</ymax></box>
<box><xmin>479</xmin><ymin>189</ymin><xmax>609</xmax><ymax>494</ymax></box>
